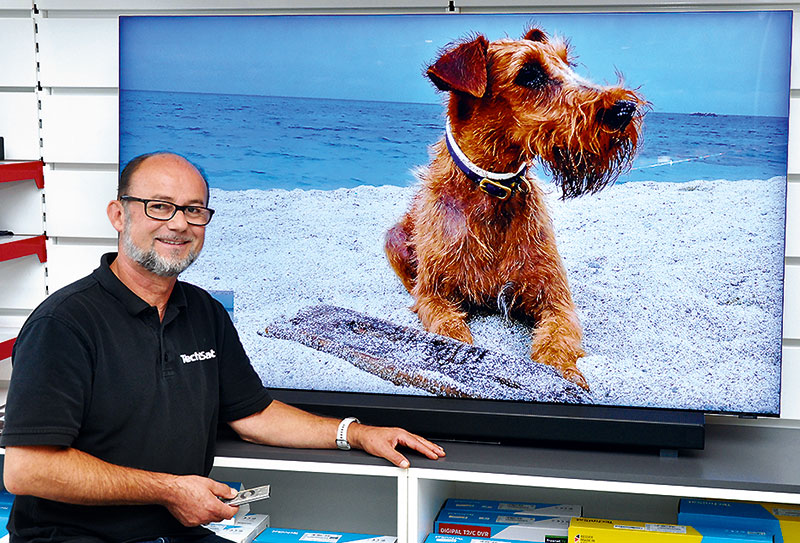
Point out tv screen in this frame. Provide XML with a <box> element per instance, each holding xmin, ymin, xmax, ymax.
<box><xmin>119</xmin><ymin>11</ymin><xmax>790</xmax><ymax>445</ymax></box>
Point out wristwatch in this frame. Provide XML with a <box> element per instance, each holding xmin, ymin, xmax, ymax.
<box><xmin>336</xmin><ymin>417</ymin><xmax>360</xmax><ymax>450</ymax></box>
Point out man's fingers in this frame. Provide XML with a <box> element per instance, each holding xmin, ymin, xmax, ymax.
<box><xmin>397</xmin><ymin>432</ymin><xmax>445</xmax><ymax>460</ymax></box>
<box><xmin>211</xmin><ymin>480</ymin><xmax>238</xmax><ymax>500</ymax></box>
<box><xmin>356</xmin><ymin>426</ymin><xmax>446</xmax><ymax>468</ymax></box>
<box><xmin>385</xmin><ymin>447</ymin><xmax>411</xmax><ymax>469</ymax></box>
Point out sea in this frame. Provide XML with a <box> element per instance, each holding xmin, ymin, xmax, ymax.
<box><xmin>120</xmin><ymin>89</ymin><xmax>789</xmax><ymax>191</ymax></box>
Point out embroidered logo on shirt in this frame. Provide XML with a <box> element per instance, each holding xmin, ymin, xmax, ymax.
<box><xmin>180</xmin><ymin>349</ymin><xmax>216</xmax><ymax>364</ymax></box>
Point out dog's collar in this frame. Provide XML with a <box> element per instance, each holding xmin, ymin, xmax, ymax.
<box><xmin>445</xmin><ymin>121</ymin><xmax>527</xmax><ymax>200</ymax></box>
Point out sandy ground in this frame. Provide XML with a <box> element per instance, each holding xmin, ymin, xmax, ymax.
<box><xmin>180</xmin><ymin>177</ymin><xmax>786</xmax><ymax>414</ymax></box>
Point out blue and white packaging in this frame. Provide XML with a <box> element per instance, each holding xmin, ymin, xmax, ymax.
<box><xmin>441</xmin><ymin>499</ymin><xmax>581</xmax><ymax>518</ymax></box>
<box><xmin>679</xmin><ymin>499</ymin><xmax>799</xmax><ymax>543</ymax></box>
<box><xmin>435</xmin><ymin>511</ymin><xmax>569</xmax><ymax>542</ymax></box>
<box><xmin>206</xmin><ymin>513</ymin><xmax>270</xmax><ymax>543</ymax></box>
<box><xmin>695</xmin><ymin>526</ymin><xmax>772</xmax><ymax>542</ymax></box>
<box><xmin>425</xmin><ymin>533</ymin><xmax>525</xmax><ymax>543</ymax></box>
<box><xmin>254</xmin><ymin>528</ymin><xmax>397</xmax><ymax>543</ymax></box>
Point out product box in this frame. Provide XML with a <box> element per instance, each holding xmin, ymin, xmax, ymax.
<box><xmin>434</xmin><ymin>511</ymin><xmax>569</xmax><ymax>543</ymax></box>
<box><xmin>425</xmin><ymin>533</ymin><xmax>525</xmax><ymax>543</ymax></box>
<box><xmin>568</xmin><ymin>517</ymin><xmax>772</xmax><ymax>542</ymax></box>
<box><xmin>0</xmin><ymin>514</ymin><xmax>8</xmax><ymax>543</ymax></box>
<box><xmin>206</xmin><ymin>513</ymin><xmax>270</xmax><ymax>543</ymax></box>
<box><xmin>679</xmin><ymin>499</ymin><xmax>799</xmax><ymax>543</ymax></box>
<box><xmin>441</xmin><ymin>499</ymin><xmax>581</xmax><ymax>518</ymax></box>
<box><xmin>254</xmin><ymin>528</ymin><xmax>397</xmax><ymax>543</ymax></box>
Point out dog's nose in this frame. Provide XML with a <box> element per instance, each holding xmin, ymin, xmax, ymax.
<box><xmin>598</xmin><ymin>100</ymin><xmax>637</xmax><ymax>131</ymax></box>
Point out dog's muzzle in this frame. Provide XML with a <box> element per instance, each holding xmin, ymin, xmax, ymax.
<box><xmin>597</xmin><ymin>100</ymin><xmax>638</xmax><ymax>132</ymax></box>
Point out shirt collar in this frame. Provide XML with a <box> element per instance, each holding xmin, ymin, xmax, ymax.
<box><xmin>92</xmin><ymin>252</ymin><xmax>188</xmax><ymax>318</ymax></box>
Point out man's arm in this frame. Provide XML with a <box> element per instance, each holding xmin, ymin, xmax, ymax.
<box><xmin>3</xmin><ymin>445</ymin><xmax>239</xmax><ymax>526</ymax></box>
<box><xmin>228</xmin><ymin>400</ymin><xmax>445</xmax><ymax>468</ymax></box>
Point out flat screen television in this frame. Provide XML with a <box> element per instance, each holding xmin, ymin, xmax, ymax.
<box><xmin>119</xmin><ymin>10</ymin><xmax>791</xmax><ymax>451</ymax></box>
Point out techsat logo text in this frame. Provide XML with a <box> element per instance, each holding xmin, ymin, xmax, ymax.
<box><xmin>180</xmin><ymin>350</ymin><xmax>216</xmax><ymax>364</ymax></box>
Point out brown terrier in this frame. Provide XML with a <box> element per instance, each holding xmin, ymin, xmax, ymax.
<box><xmin>384</xmin><ymin>28</ymin><xmax>646</xmax><ymax>390</ymax></box>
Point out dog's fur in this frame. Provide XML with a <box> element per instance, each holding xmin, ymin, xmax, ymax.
<box><xmin>384</xmin><ymin>28</ymin><xmax>646</xmax><ymax>390</ymax></box>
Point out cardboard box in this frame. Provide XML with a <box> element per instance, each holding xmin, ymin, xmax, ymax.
<box><xmin>434</xmin><ymin>511</ymin><xmax>569</xmax><ymax>542</ymax></box>
<box><xmin>568</xmin><ymin>517</ymin><xmax>771</xmax><ymax>542</ymax></box>
<box><xmin>206</xmin><ymin>513</ymin><xmax>270</xmax><ymax>543</ymax></box>
<box><xmin>254</xmin><ymin>528</ymin><xmax>396</xmax><ymax>543</ymax></box>
<box><xmin>678</xmin><ymin>499</ymin><xmax>799</xmax><ymax>543</ymax></box>
<box><xmin>441</xmin><ymin>499</ymin><xmax>581</xmax><ymax>518</ymax></box>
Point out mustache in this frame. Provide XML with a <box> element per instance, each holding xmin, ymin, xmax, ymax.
<box><xmin>155</xmin><ymin>235</ymin><xmax>194</xmax><ymax>243</ymax></box>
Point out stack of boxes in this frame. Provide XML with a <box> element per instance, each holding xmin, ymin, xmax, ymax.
<box><xmin>426</xmin><ymin>498</ymin><xmax>800</xmax><ymax>543</ymax></box>
<box><xmin>567</xmin><ymin>517</ymin><xmax>771</xmax><ymax>542</ymax></box>
<box><xmin>255</xmin><ymin>528</ymin><xmax>397</xmax><ymax>543</ymax></box>
<box><xmin>430</xmin><ymin>499</ymin><xmax>581</xmax><ymax>543</ymax></box>
<box><xmin>677</xmin><ymin>499</ymin><xmax>800</xmax><ymax>543</ymax></box>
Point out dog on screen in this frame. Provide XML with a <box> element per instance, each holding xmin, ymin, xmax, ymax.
<box><xmin>384</xmin><ymin>27</ymin><xmax>646</xmax><ymax>390</ymax></box>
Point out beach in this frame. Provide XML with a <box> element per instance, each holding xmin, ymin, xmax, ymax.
<box><xmin>180</xmin><ymin>176</ymin><xmax>786</xmax><ymax>414</ymax></box>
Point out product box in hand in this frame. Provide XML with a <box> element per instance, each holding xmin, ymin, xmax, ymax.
<box><xmin>435</xmin><ymin>510</ymin><xmax>569</xmax><ymax>542</ymax></box>
<box><xmin>206</xmin><ymin>513</ymin><xmax>270</xmax><ymax>543</ymax></box>
<box><xmin>441</xmin><ymin>499</ymin><xmax>581</xmax><ymax>518</ymax></box>
<box><xmin>218</xmin><ymin>481</ymin><xmax>250</xmax><ymax>522</ymax></box>
<box><xmin>678</xmin><ymin>499</ymin><xmax>798</xmax><ymax>543</ymax></box>
<box><xmin>568</xmin><ymin>517</ymin><xmax>772</xmax><ymax>542</ymax></box>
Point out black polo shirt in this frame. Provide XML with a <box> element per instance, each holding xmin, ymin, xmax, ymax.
<box><xmin>1</xmin><ymin>253</ymin><xmax>273</xmax><ymax>543</ymax></box>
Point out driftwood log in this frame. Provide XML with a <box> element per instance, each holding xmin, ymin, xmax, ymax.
<box><xmin>261</xmin><ymin>304</ymin><xmax>590</xmax><ymax>403</ymax></box>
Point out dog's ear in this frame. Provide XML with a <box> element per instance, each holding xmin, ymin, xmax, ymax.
<box><xmin>523</xmin><ymin>28</ymin><xmax>548</xmax><ymax>43</ymax></box>
<box><xmin>426</xmin><ymin>35</ymin><xmax>489</xmax><ymax>98</ymax></box>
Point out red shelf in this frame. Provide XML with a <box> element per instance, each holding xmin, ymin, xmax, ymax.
<box><xmin>0</xmin><ymin>161</ymin><xmax>44</xmax><ymax>189</ymax></box>
<box><xmin>0</xmin><ymin>235</ymin><xmax>47</xmax><ymax>264</ymax></box>
<box><xmin>0</xmin><ymin>337</ymin><xmax>14</xmax><ymax>361</ymax></box>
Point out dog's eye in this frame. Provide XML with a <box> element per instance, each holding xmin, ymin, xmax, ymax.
<box><xmin>515</xmin><ymin>61</ymin><xmax>550</xmax><ymax>90</ymax></box>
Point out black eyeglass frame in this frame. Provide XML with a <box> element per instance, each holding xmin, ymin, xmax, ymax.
<box><xmin>120</xmin><ymin>195</ymin><xmax>215</xmax><ymax>226</ymax></box>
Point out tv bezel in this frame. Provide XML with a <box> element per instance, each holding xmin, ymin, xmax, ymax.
<box><xmin>269</xmin><ymin>389</ymin><xmax>706</xmax><ymax>451</ymax></box>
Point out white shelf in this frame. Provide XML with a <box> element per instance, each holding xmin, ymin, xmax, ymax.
<box><xmin>211</xmin><ymin>423</ymin><xmax>800</xmax><ymax>543</ymax></box>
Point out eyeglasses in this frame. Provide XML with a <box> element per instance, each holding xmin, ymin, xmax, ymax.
<box><xmin>120</xmin><ymin>196</ymin><xmax>215</xmax><ymax>226</ymax></box>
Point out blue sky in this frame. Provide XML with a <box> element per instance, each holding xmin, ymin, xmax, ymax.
<box><xmin>120</xmin><ymin>11</ymin><xmax>792</xmax><ymax>117</ymax></box>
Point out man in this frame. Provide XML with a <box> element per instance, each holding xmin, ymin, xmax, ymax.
<box><xmin>1</xmin><ymin>152</ymin><xmax>445</xmax><ymax>542</ymax></box>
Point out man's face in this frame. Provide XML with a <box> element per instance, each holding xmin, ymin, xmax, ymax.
<box><xmin>117</xmin><ymin>154</ymin><xmax>209</xmax><ymax>277</ymax></box>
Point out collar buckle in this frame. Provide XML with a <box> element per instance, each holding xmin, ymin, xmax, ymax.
<box><xmin>479</xmin><ymin>178</ymin><xmax>514</xmax><ymax>200</ymax></box>
<box><xmin>445</xmin><ymin>121</ymin><xmax>526</xmax><ymax>200</ymax></box>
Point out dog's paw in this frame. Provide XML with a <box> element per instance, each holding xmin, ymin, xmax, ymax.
<box><xmin>561</xmin><ymin>367</ymin><xmax>590</xmax><ymax>391</ymax></box>
<box><xmin>433</xmin><ymin>321</ymin><xmax>474</xmax><ymax>344</ymax></box>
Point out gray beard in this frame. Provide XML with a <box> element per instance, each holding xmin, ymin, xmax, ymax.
<box><xmin>121</xmin><ymin>223</ymin><xmax>198</xmax><ymax>278</ymax></box>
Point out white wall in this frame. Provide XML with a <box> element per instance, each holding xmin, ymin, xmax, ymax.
<box><xmin>0</xmin><ymin>0</ymin><xmax>798</xmax><ymax>422</ymax></box>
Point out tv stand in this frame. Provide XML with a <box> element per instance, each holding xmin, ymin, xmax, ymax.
<box><xmin>210</xmin><ymin>422</ymin><xmax>800</xmax><ymax>543</ymax></box>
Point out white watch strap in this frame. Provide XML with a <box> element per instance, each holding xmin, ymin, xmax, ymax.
<box><xmin>336</xmin><ymin>417</ymin><xmax>359</xmax><ymax>450</ymax></box>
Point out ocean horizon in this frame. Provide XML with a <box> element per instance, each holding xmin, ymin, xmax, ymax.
<box><xmin>120</xmin><ymin>89</ymin><xmax>789</xmax><ymax>192</ymax></box>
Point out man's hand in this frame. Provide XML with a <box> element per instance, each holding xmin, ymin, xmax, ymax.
<box><xmin>346</xmin><ymin>424</ymin><xmax>445</xmax><ymax>468</ymax></box>
<box><xmin>3</xmin><ymin>446</ymin><xmax>240</xmax><ymax>526</ymax></box>
<box><xmin>161</xmin><ymin>475</ymin><xmax>239</xmax><ymax>527</ymax></box>
<box><xmin>230</xmin><ymin>401</ymin><xmax>445</xmax><ymax>468</ymax></box>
